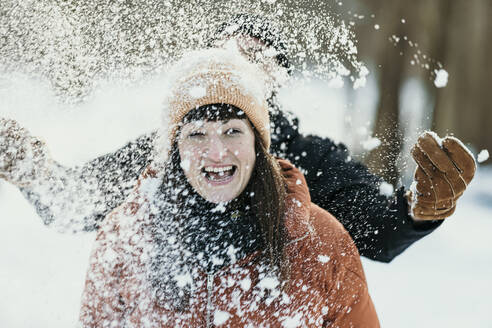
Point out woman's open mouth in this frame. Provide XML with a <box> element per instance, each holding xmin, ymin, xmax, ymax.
<box><xmin>202</xmin><ymin>165</ymin><xmax>237</xmax><ymax>184</ymax></box>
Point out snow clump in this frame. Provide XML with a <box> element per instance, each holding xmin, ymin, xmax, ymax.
<box><xmin>240</xmin><ymin>277</ymin><xmax>252</xmax><ymax>291</ymax></box>
<box><xmin>477</xmin><ymin>149</ymin><xmax>489</xmax><ymax>163</ymax></box>
<box><xmin>180</xmin><ymin>158</ymin><xmax>191</xmax><ymax>172</ymax></box>
<box><xmin>353</xmin><ymin>65</ymin><xmax>369</xmax><ymax>89</ymax></box>
<box><xmin>258</xmin><ymin>276</ymin><xmax>279</xmax><ymax>290</ymax></box>
<box><xmin>434</xmin><ymin>69</ymin><xmax>449</xmax><ymax>88</ymax></box>
<box><xmin>188</xmin><ymin>85</ymin><xmax>207</xmax><ymax>98</ymax></box>
<box><xmin>425</xmin><ymin>130</ymin><xmax>443</xmax><ymax>147</ymax></box>
<box><xmin>362</xmin><ymin>137</ymin><xmax>381</xmax><ymax>151</ymax></box>
<box><xmin>173</xmin><ymin>271</ymin><xmax>193</xmax><ymax>288</ymax></box>
<box><xmin>281</xmin><ymin>312</ymin><xmax>303</xmax><ymax>328</ymax></box>
<box><xmin>379</xmin><ymin>182</ymin><xmax>394</xmax><ymax>197</ymax></box>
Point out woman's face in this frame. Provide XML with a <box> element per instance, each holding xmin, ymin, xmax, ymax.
<box><xmin>177</xmin><ymin>118</ymin><xmax>256</xmax><ymax>203</ymax></box>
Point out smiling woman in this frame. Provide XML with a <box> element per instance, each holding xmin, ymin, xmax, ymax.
<box><xmin>78</xmin><ymin>48</ymin><xmax>379</xmax><ymax>327</ymax></box>
<box><xmin>177</xmin><ymin>106</ymin><xmax>257</xmax><ymax>203</ymax></box>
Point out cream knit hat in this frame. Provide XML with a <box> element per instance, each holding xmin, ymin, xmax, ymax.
<box><xmin>161</xmin><ymin>48</ymin><xmax>271</xmax><ymax>153</ymax></box>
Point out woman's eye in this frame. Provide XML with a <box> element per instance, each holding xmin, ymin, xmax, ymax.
<box><xmin>188</xmin><ymin>131</ymin><xmax>205</xmax><ymax>138</ymax></box>
<box><xmin>225</xmin><ymin>128</ymin><xmax>242</xmax><ymax>136</ymax></box>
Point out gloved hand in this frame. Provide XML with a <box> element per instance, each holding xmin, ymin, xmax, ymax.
<box><xmin>407</xmin><ymin>132</ymin><xmax>476</xmax><ymax>221</ymax></box>
<box><xmin>0</xmin><ymin>118</ymin><xmax>51</xmax><ymax>187</ymax></box>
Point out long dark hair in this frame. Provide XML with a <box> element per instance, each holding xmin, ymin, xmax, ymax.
<box><xmin>249</xmin><ymin>127</ymin><xmax>288</xmax><ymax>275</ymax></box>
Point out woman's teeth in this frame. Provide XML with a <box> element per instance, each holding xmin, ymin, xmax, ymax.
<box><xmin>203</xmin><ymin>166</ymin><xmax>233</xmax><ymax>173</ymax></box>
<box><xmin>202</xmin><ymin>166</ymin><xmax>235</xmax><ymax>181</ymax></box>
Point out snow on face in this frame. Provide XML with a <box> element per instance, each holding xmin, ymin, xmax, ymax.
<box><xmin>177</xmin><ymin>118</ymin><xmax>255</xmax><ymax>203</ymax></box>
<box><xmin>180</xmin><ymin>158</ymin><xmax>191</xmax><ymax>172</ymax></box>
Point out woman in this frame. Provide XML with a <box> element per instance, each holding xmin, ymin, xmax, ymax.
<box><xmin>79</xmin><ymin>48</ymin><xmax>379</xmax><ymax>327</ymax></box>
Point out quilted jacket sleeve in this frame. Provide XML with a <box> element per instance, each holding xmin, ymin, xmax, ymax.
<box><xmin>309</xmin><ymin>204</ymin><xmax>380</xmax><ymax>328</ymax></box>
<box><xmin>280</xmin><ymin>158</ymin><xmax>379</xmax><ymax>327</ymax></box>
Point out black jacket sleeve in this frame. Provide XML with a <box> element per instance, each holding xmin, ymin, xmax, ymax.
<box><xmin>269</xmin><ymin>110</ymin><xmax>442</xmax><ymax>263</ymax></box>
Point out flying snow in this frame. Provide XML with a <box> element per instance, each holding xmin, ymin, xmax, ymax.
<box><xmin>379</xmin><ymin>182</ymin><xmax>394</xmax><ymax>197</ymax></box>
<box><xmin>0</xmin><ymin>0</ymin><xmax>367</xmax><ymax>103</ymax></box>
<box><xmin>434</xmin><ymin>69</ymin><xmax>449</xmax><ymax>88</ymax></box>
<box><xmin>362</xmin><ymin>137</ymin><xmax>381</xmax><ymax>151</ymax></box>
<box><xmin>477</xmin><ymin>149</ymin><xmax>489</xmax><ymax>163</ymax></box>
<box><xmin>353</xmin><ymin>65</ymin><xmax>369</xmax><ymax>89</ymax></box>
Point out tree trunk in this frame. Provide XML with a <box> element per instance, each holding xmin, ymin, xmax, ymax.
<box><xmin>364</xmin><ymin>1</ymin><xmax>407</xmax><ymax>186</ymax></box>
<box><xmin>432</xmin><ymin>0</ymin><xmax>492</xmax><ymax>156</ymax></box>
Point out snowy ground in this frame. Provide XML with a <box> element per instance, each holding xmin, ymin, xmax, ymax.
<box><xmin>1</xmin><ymin>76</ymin><xmax>491</xmax><ymax>327</ymax></box>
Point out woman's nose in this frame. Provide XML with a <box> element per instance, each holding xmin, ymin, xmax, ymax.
<box><xmin>204</xmin><ymin>137</ymin><xmax>228</xmax><ymax>161</ymax></box>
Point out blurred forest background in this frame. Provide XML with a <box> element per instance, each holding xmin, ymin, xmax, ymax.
<box><xmin>338</xmin><ymin>0</ymin><xmax>492</xmax><ymax>185</ymax></box>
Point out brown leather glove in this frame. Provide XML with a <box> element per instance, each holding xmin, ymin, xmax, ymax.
<box><xmin>407</xmin><ymin>132</ymin><xmax>476</xmax><ymax>221</ymax></box>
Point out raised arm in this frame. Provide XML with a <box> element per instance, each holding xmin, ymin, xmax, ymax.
<box><xmin>269</xmin><ymin>110</ymin><xmax>444</xmax><ymax>262</ymax></box>
<box><xmin>0</xmin><ymin>118</ymin><xmax>154</xmax><ymax>232</ymax></box>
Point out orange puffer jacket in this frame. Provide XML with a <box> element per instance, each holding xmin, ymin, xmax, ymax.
<box><xmin>79</xmin><ymin>160</ymin><xmax>379</xmax><ymax>327</ymax></box>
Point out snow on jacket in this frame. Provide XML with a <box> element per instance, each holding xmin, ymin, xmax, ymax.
<box><xmin>79</xmin><ymin>159</ymin><xmax>379</xmax><ymax>327</ymax></box>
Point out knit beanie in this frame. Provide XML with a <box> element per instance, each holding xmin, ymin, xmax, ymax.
<box><xmin>156</xmin><ymin>47</ymin><xmax>271</xmax><ymax>163</ymax></box>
